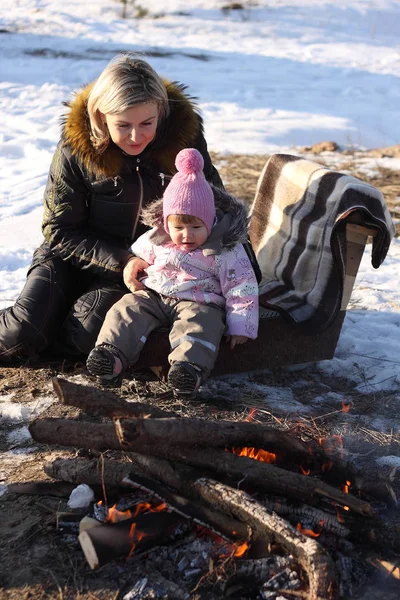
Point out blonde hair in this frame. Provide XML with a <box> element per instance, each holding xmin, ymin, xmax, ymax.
<box><xmin>167</xmin><ymin>214</ymin><xmax>204</xmax><ymax>225</ymax></box>
<box><xmin>87</xmin><ymin>54</ymin><xmax>169</xmax><ymax>151</ymax></box>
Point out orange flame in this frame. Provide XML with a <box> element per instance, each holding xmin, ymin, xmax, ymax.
<box><xmin>106</xmin><ymin>504</ymin><xmax>132</xmax><ymax>523</ymax></box>
<box><xmin>218</xmin><ymin>540</ymin><xmax>249</xmax><ymax>559</ymax></box>
<box><xmin>105</xmin><ymin>500</ymin><xmax>167</xmax><ymax>524</ymax></box>
<box><xmin>341</xmin><ymin>399</ymin><xmax>351</xmax><ymax>413</ymax></box>
<box><xmin>296</xmin><ymin>520</ymin><xmax>325</xmax><ymax>538</ymax></box>
<box><xmin>127</xmin><ymin>522</ymin><xmax>148</xmax><ymax>557</ymax></box>
<box><xmin>336</xmin><ymin>510</ymin><xmax>345</xmax><ymax>523</ymax></box>
<box><xmin>321</xmin><ymin>461</ymin><xmax>333</xmax><ymax>473</ymax></box>
<box><xmin>246</xmin><ymin>407</ymin><xmax>257</xmax><ymax>422</ymax></box>
<box><xmin>132</xmin><ymin>501</ymin><xmax>168</xmax><ymax>518</ymax></box>
<box><xmin>342</xmin><ymin>480</ymin><xmax>351</xmax><ymax>494</ymax></box>
<box><xmin>233</xmin><ymin>541</ymin><xmax>249</xmax><ymax>557</ymax></box>
<box><xmin>300</xmin><ymin>465</ymin><xmax>311</xmax><ymax>476</ymax></box>
<box><xmin>232</xmin><ymin>446</ymin><xmax>276</xmax><ymax>463</ymax></box>
<box><xmin>321</xmin><ymin>460</ymin><xmax>333</xmax><ymax>473</ymax></box>
<box><xmin>127</xmin><ymin>502</ymin><xmax>167</xmax><ymax>557</ymax></box>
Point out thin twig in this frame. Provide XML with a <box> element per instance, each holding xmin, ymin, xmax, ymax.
<box><xmin>349</xmin><ymin>352</ymin><xmax>400</xmax><ymax>365</ymax></box>
<box><xmin>99</xmin><ymin>453</ymin><xmax>108</xmax><ymax>509</ymax></box>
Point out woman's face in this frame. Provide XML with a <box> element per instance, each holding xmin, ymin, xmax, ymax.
<box><xmin>103</xmin><ymin>102</ymin><xmax>159</xmax><ymax>155</ymax></box>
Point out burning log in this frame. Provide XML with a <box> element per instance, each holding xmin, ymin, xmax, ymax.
<box><xmin>116</xmin><ymin>416</ymin><xmax>312</xmax><ymax>460</ymax></box>
<box><xmin>52</xmin><ymin>377</ymin><xmax>175</xmax><ymax>419</ymax></box>
<box><xmin>29</xmin><ymin>417</ymin><xmax>372</xmax><ymax>515</ymax></box>
<box><xmin>261</xmin><ymin>497</ymin><xmax>350</xmax><ymax>538</ymax></box>
<box><xmin>45</xmin><ymin>457</ymin><xmax>252</xmax><ymax>544</ymax></box>
<box><xmin>193</xmin><ymin>478</ymin><xmax>337</xmax><ymax>600</ymax></box>
<box><xmin>125</xmin><ymin>445</ymin><xmax>372</xmax><ymax>517</ymax></box>
<box><xmin>121</xmin><ymin>469</ymin><xmax>252</xmax><ymax>544</ymax></box>
<box><xmin>78</xmin><ymin>507</ymin><xmax>185</xmax><ymax>569</ymax></box>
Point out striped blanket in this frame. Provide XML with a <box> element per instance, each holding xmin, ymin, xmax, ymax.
<box><xmin>250</xmin><ymin>154</ymin><xmax>395</xmax><ymax>332</ymax></box>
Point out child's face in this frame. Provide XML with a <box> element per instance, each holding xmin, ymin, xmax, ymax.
<box><xmin>168</xmin><ymin>216</ymin><xmax>208</xmax><ymax>251</ymax></box>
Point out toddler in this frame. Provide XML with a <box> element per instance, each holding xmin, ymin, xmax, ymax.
<box><xmin>87</xmin><ymin>148</ymin><xmax>259</xmax><ymax>398</ymax></box>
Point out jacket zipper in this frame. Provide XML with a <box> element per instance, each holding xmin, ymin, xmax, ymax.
<box><xmin>160</xmin><ymin>172</ymin><xmax>173</xmax><ymax>187</ymax></box>
<box><xmin>133</xmin><ymin>159</ymin><xmax>143</xmax><ymax>237</ymax></box>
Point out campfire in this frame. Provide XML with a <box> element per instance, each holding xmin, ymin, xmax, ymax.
<box><xmin>26</xmin><ymin>377</ymin><xmax>400</xmax><ymax>600</ymax></box>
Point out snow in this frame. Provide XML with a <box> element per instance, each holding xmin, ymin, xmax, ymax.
<box><xmin>0</xmin><ymin>1</ymin><xmax>399</xmax><ymax>489</ymax></box>
<box><xmin>67</xmin><ymin>484</ymin><xmax>95</xmax><ymax>509</ymax></box>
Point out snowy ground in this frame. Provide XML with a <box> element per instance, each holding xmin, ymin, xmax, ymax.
<box><xmin>1</xmin><ymin>1</ymin><xmax>400</xmax><ymax>498</ymax></box>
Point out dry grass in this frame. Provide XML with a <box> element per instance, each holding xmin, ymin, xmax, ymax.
<box><xmin>210</xmin><ymin>151</ymin><xmax>269</xmax><ymax>204</ymax></box>
<box><xmin>210</xmin><ymin>150</ymin><xmax>400</xmax><ymax>235</ymax></box>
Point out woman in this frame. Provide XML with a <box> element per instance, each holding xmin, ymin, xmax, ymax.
<box><xmin>0</xmin><ymin>54</ymin><xmax>223</xmax><ymax>360</ymax></box>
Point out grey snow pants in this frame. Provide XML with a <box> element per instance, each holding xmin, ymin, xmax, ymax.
<box><xmin>96</xmin><ymin>290</ymin><xmax>226</xmax><ymax>375</ymax></box>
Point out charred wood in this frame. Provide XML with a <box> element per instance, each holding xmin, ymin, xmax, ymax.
<box><xmin>116</xmin><ymin>420</ymin><xmax>373</xmax><ymax>515</ymax></box>
<box><xmin>121</xmin><ymin>571</ymin><xmax>190</xmax><ymax>600</ymax></box>
<box><xmin>260</xmin><ymin>497</ymin><xmax>350</xmax><ymax>537</ymax></box>
<box><xmin>123</xmin><ymin>470</ymin><xmax>252</xmax><ymax>543</ymax></box>
<box><xmin>307</xmin><ymin>449</ymin><xmax>397</xmax><ymax>507</ymax></box>
<box><xmin>52</xmin><ymin>377</ymin><xmax>176</xmax><ymax>419</ymax></box>
<box><xmin>78</xmin><ymin>509</ymin><xmax>186</xmax><ymax>569</ymax></box>
<box><xmin>263</xmin><ymin>496</ymin><xmax>400</xmax><ymax>556</ymax></box>
<box><xmin>225</xmin><ymin>555</ymin><xmax>295</xmax><ymax>583</ymax></box>
<box><xmin>124</xmin><ymin>445</ymin><xmax>373</xmax><ymax>517</ymax></box>
<box><xmin>355</xmin><ymin>519</ymin><xmax>400</xmax><ymax>554</ymax></box>
<box><xmin>193</xmin><ymin>478</ymin><xmax>337</xmax><ymax>600</ymax></box>
<box><xmin>222</xmin><ymin>556</ymin><xmax>301</xmax><ymax>598</ymax></box>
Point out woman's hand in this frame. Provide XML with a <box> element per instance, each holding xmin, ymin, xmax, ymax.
<box><xmin>225</xmin><ymin>335</ymin><xmax>249</xmax><ymax>350</ymax></box>
<box><xmin>123</xmin><ymin>257</ymin><xmax>150</xmax><ymax>292</ymax></box>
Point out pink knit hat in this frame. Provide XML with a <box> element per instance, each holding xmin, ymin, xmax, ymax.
<box><xmin>163</xmin><ymin>148</ymin><xmax>215</xmax><ymax>235</ymax></box>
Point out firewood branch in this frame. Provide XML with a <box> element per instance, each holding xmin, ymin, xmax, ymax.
<box><xmin>52</xmin><ymin>377</ymin><xmax>176</xmax><ymax>419</ymax></box>
<box><xmin>193</xmin><ymin>478</ymin><xmax>337</xmax><ymax>600</ymax></box>
<box><xmin>117</xmin><ymin>416</ymin><xmax>312</xmax><ymax>460</ymax></box>
<box><xmin>44</xmin><ymin>457</ymin><xmax>134</xmax><ymax>488</ymax></box>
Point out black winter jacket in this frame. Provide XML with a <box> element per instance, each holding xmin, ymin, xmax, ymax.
<box><xmin>40</xmin><ymin>80</ymin><xmax>223</xmax><ymax>283</ymax></box>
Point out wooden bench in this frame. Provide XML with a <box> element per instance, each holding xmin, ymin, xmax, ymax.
<box><xmin>134</xmin><ymin>221</ymin><xmax>376</xmax><ymax>376</ymax></box>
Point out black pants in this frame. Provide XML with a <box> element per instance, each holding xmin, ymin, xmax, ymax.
<box><xmin>0</xmin><ymin>245</ymin><xmax>127</xmax><ymax>360</ymax></box>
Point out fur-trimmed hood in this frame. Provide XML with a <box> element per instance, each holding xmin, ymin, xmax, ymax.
<box><xmin>62</xmin><ymin>79</ymin><xmax>203</xmax><ymax>179</ymax></box>
<box><xmin>139</xmin><ymin>186</ymin><xmax>250</xmax><ymax>254</ymax></box>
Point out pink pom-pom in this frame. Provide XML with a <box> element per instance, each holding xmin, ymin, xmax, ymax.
<box><xmin>175</xmin><ymin>148</ymin><xmax>204</xmax><ymax>174</ymax></box>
